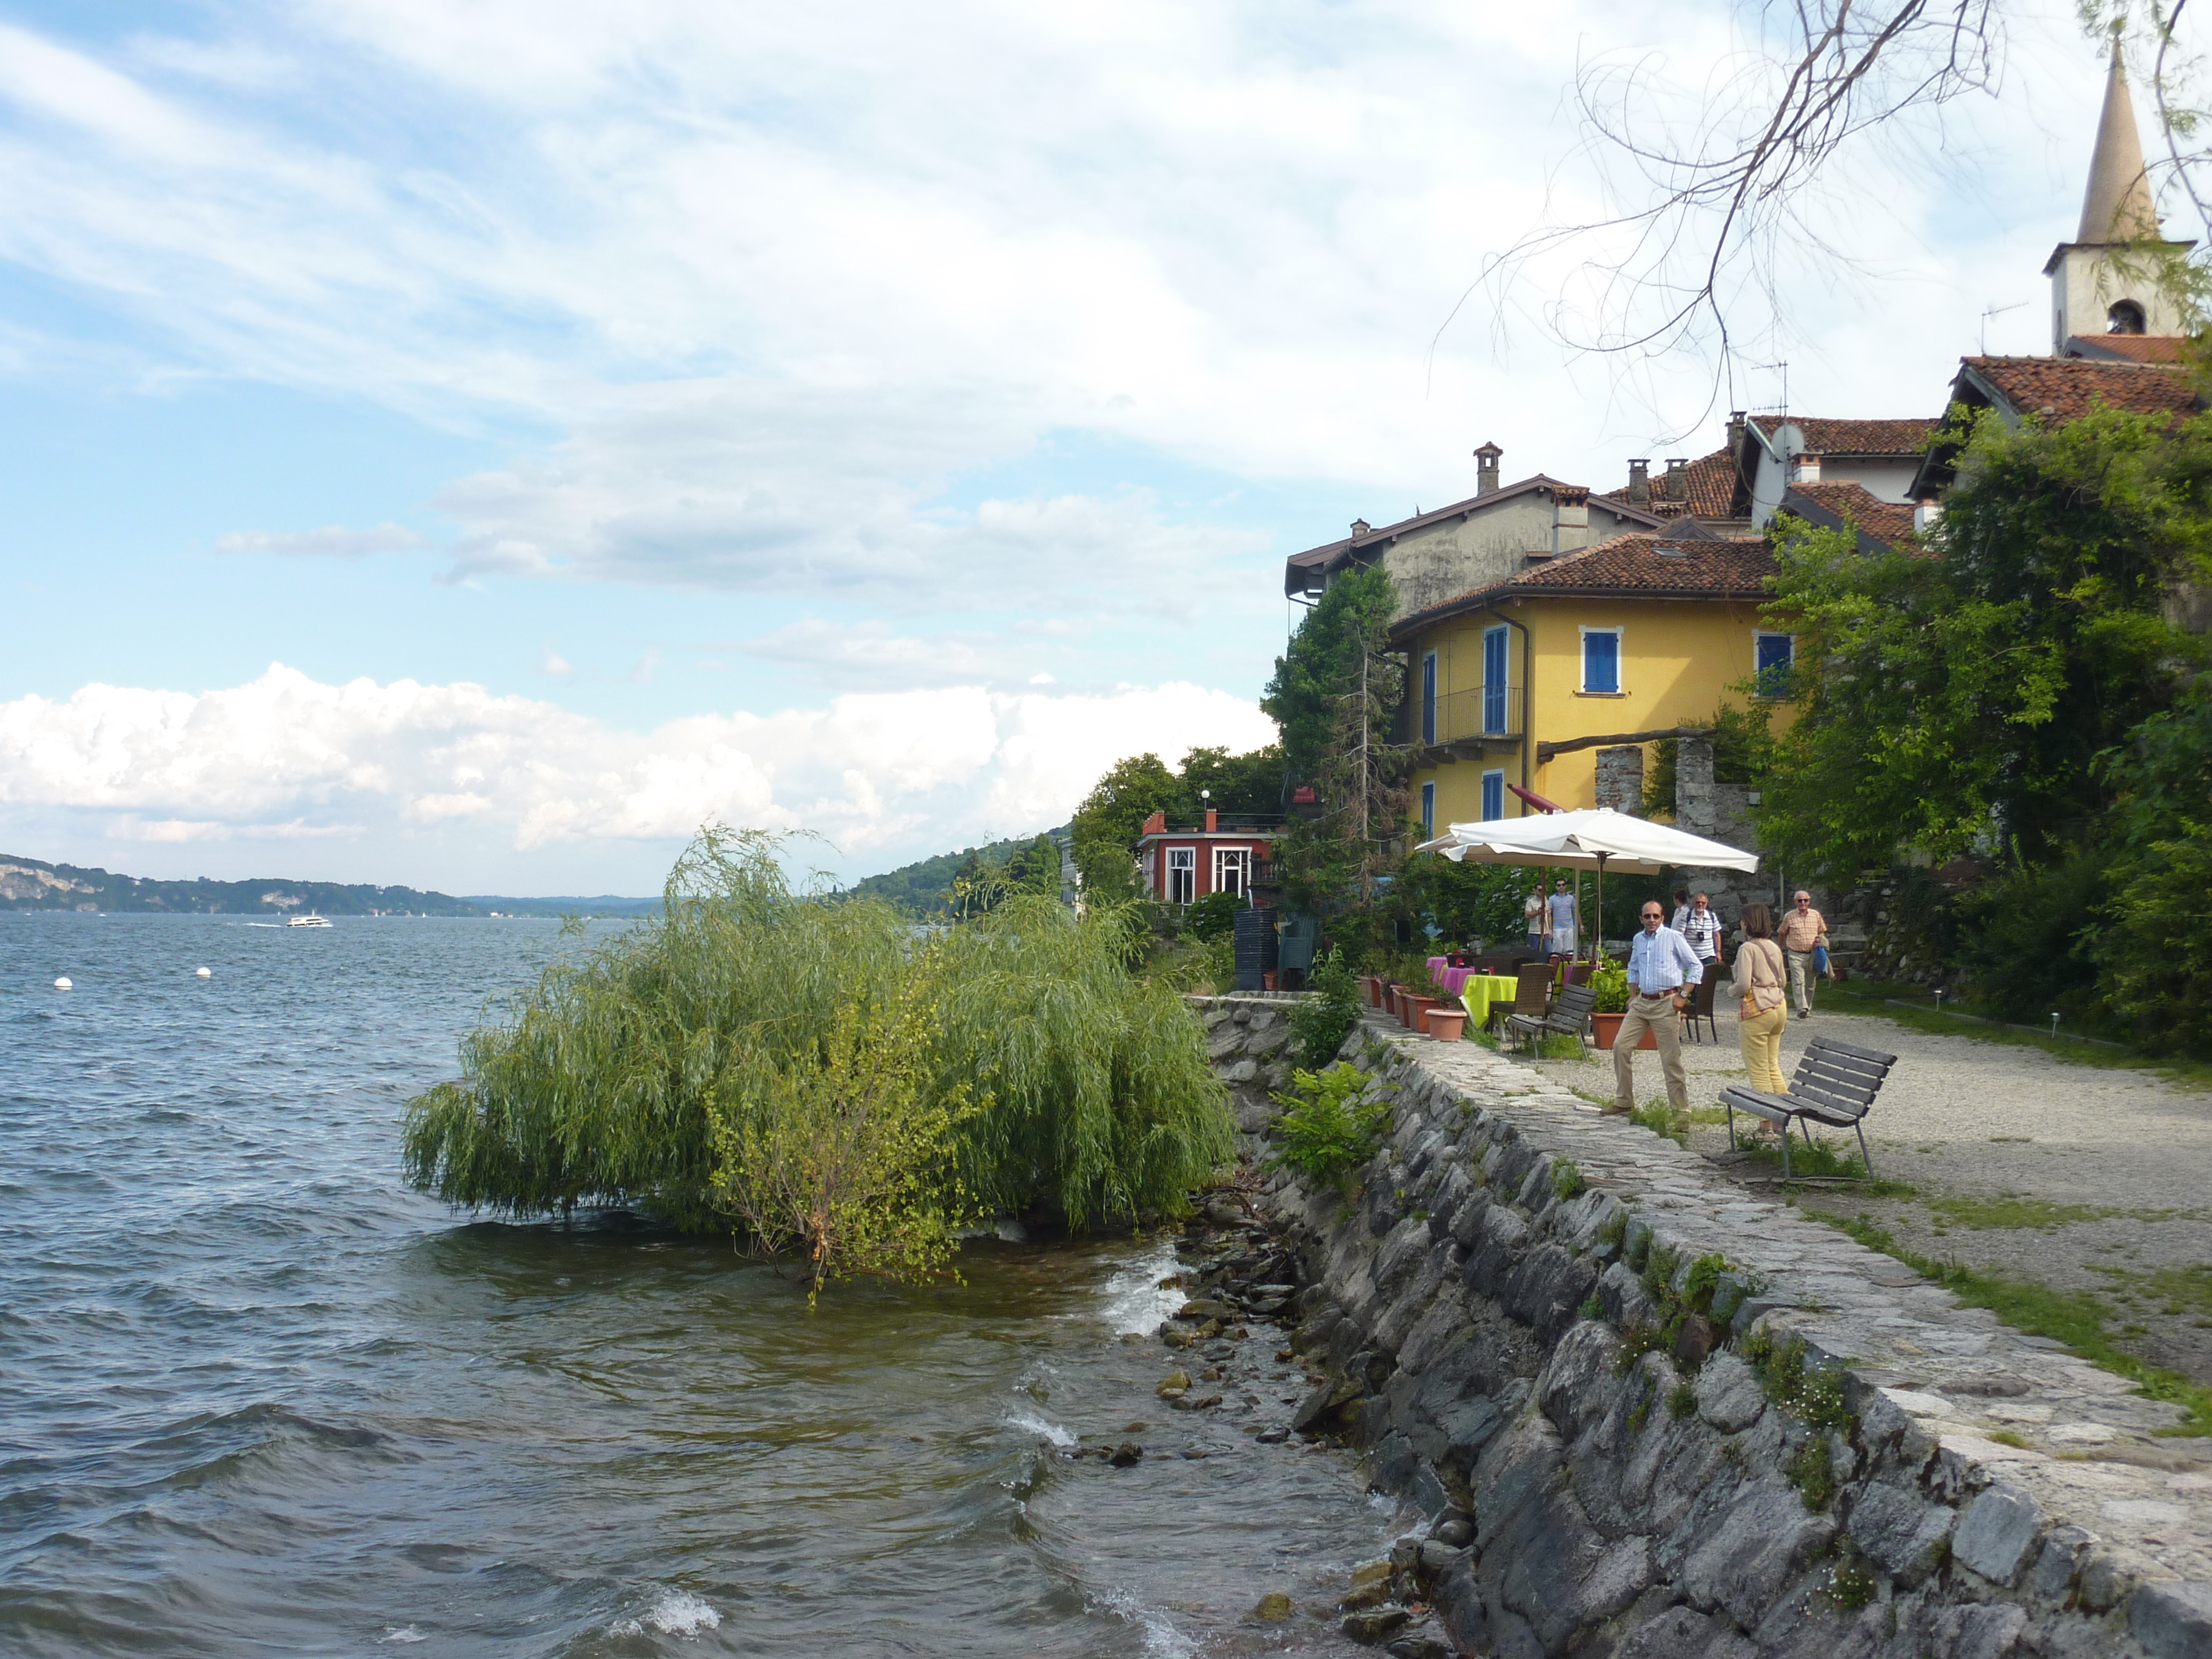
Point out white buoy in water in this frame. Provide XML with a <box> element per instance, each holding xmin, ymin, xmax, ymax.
<box><xmin>195</xmin><ymin>966</ymin><xmax>212</xmax><ymax>978</ymax></box>
<box><xmin>53</xmin><ymin>977</ymin><xmax>72</xmax><ymax>990</ymax></box>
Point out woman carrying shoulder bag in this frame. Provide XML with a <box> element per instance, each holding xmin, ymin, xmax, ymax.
<box><xmin>1731</xmin><ymin>903</ymin><xmax>1789</xmax><ymax>1096</ymax></box>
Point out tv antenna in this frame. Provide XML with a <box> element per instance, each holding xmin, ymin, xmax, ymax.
<box><xmin>1980</xmin><ymin>301</ymin><xmax>2026</xmax><ymax>355</ymax></box>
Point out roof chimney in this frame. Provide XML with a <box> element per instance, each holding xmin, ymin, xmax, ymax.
<box><xmin>1350</xmin><ymin>519</ymin><xmax>1370</xmax><ymax>538</ymax></box>
<box><xmin>1727</xmin><ymin>411</ymin><xmax>1747</xmax><ymax>452</ymax></box>
<box><xmin>1663</xmin><ymin>458</ymin><xmax>1690</xmax><ymax>502</ymax></box>
<box><xmin>1474</xmin><ymin>441</ymin><xmax>1503</xmax><ymax>497</ymax></box>
<box><xmin>1551</xmin><ymin>486</ymin><xmax>1590</xmax><ymax>555</ymax></box>
<box><xmin>2080</xmin><ymin>38</ymin><xmax>2162</xmax><ymax>243</ymax></box>
<box><xmin>1626</xmin><ymin>458</ymin><xmax>1651</xmax><ymax>508</ymax></box>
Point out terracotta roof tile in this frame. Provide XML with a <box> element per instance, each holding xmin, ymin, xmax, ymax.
<box><xmin>1598</xmin><ymin>446</ymin><xmax>1748</xmax><ymax>519</ymax></box>
<box><xmin>1390</xmin><ymin>532</ymin><xmax>1774</xmax><ymax>637</ymax></box>
<box><xmin>1784</xmin><ymin>483</ymin><xmax>1919</xmax><ymax>548</ymax></box>
<box><xmin>1962</xmin><ymin>355</ymin><xmax>2200</xmax><ymax>421</ymax></box>
<box><xmin>2066</xmin><ymin>333</ymin><xmax>2191</xmax><ymax>364</ymax></box>
<box><xmin>1771</xmin><ymin>417</ymin><xmax>1936</xmax><ymax>457</ymax></box>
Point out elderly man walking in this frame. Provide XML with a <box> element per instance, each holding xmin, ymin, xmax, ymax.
<box><xmin>1777</xmin><ymin>890</ymin><xmax>1829</xmax><ymax>1019</ymax></box>
<box><xmin>1611</xmin><ymin>901</ymin><xmax>1704</xmax><ymax>1117</ymax></box>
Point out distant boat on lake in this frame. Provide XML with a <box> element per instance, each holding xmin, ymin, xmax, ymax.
<box><xmin>286</xmin><ymin>914</ymin><xmax>333</xmax><ymax>929</ymax></box>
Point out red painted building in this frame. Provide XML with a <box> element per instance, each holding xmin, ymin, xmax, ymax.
<box><xmin>1131</xmin><ymin>809</ymin><xmax>1275</xmax><ymax>905</ymax></box>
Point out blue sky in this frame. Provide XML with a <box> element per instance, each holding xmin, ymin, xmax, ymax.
<box><xmin>0</xmin><ymin>1</ymin><xmax>2153</xmax><ymax>892</ymax></box>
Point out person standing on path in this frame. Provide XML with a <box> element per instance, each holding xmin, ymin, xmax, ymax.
<box><xmin>1611</xmin><ymin>902</ymin><xmax>1704</xmax><ymax>1117</ymax></box>
<box><xmin>1677</xmin><ymin>892</ymin><xmax>1724</xmax><ymax>969</ymax></box>
<box><xmin>1524</xmin><ymin>890</ymin><xmax>1546</xmax><ymax>955</ymax></box>
<box><xmin>1547</xmin><ymin>879</ymin><xmax>1578</xmax><ymax>957</ymax></box>
<box><xmin>1777</xmin><ymin>890</ymin><xmax>1828</xmax><ymax>1018</ymax></box>
<box><xmin>1729</xmin><ymin>902</ymin><xmax>1789</xmax><ymax>1096</ymax></box>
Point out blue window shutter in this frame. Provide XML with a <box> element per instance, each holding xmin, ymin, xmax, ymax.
<box><xmin>1420</xmin><ymin>781</ymin><xmax>1435</xmax><ymax>839</ymax></box>
<box><xmin>1421</xmin><ymin>652</ymin><xmax>1437</xmax><ymax>745</ymax></box>
<box><xmin>1584</xmin><ymin>631</ymin><xmax>1619</xmax><ymax>694</ymax></box>
<box><xmin>1483</xmin><ymin>626</ymin><xmax>1507</xmax><ymax>732</ymax></box>
<box><xmin>1481</xmin><ymin>771</ymin><xmax>1503</xmax><ymax>821</ymax></box>
<box><xmin>1755</xmin><ymin>634</ymin><xmax>1794</xmax><ymax>695</ymax></box>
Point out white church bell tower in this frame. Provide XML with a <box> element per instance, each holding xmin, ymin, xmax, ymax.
<box><xmin>2043</xmin><ymin>42</ymin><xmax>2194</xmax><ymax>353</ymax></box>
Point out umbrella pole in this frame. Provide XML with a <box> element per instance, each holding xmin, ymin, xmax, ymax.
<box><xmin>1595</xmin><ymin>853</ymin><xmax>1606</xmax><ymax>966</ymax></box>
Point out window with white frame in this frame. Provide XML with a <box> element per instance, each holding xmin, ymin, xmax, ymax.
<box><xmin>1212</xmin><ymin>846</ymin><xmax>1248</xmax><ymax>900</ymax></box>
<box><xmin>1481</xmin><ymin>769</ymin><xmax>1504</xmax><ymax>822</ymax></box>
<box><xmin>1419</xmin><ymin>781</ymin><xmax>1435</xmax><ymax>840</ymax></box>
<box><xmin>1754</xmin><ymin>631</ymin><xmax>1795</xmax><ymax>697</ymax></box>
<box><xmin>1166</xmin><ymin>846</ymin><xmax>1195</xmax><ymax>905</ymax></box>
<box><xmin>1580</xmin><ymin>627</ymin><xmax>1621</xmax><ymax>694</ymax></box>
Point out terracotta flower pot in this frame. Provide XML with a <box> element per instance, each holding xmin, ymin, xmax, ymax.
<box><xmin>1357</xmin><ymin>975</ymin><xmax>1381</xmax><ymax>1008</ymax></box>
<box><xmin>1590</xmin><ymin>1011</ymin><xmax>1657</xmax><ymax>1050</ymax></box>
<box><xmin>1427</xmin><ymin>1007</ymin><xmax>1468</xmax><ymax>1042</ymax></box>
<box><xmin>1409</xmin><ymin>994</ymin><xmax>1443</xmax><ymax>1032</ymax></box>
<box><xmin>1389</xmin><ymin>985</ymin><xmax>1411</xmax><ymax>1025</ymax></box>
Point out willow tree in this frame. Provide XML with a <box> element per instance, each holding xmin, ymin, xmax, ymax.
<box><xmin>403</xmin><ymin>829</ymin><xmax>1234</xmax><ymax>1271</ymax></box>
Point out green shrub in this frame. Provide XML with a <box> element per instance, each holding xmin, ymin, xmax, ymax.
<box><xmin>1272</xmin><ymin>1062</ymin><xmax>1389</xmax><ymax>1186</ymax></box>
<box><xmin>1184</xmin><ymin>888</ymin><xmax>1245</xmax><ymax>942</ymax></box>
<box><xmin>1289</xmin><ymin>947</ymin><xmax>1364</xmax><ymax>1066</ymax></box>
<box><xmin>404</xmin><ymin>828</ymin><xmax>1235</xmax><ymax>1255</ymax></box>
<box><xmin>1551</xmin><ymin>1159</ymin><xmax>1586</xmax><ymax>1202</ymax></box>
<box><xmin>1591</xmin><ymin>964</ymin><xmax>1630</xmax><ymax>1014</ymax></box>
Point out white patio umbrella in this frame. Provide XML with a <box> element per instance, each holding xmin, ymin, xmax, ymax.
<box><xmin>1414</xmin><ymin>808</ymin><xmax>1758</xmax><ymax>959</ymax></box>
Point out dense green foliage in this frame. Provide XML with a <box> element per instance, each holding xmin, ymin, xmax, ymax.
<box><xmin>1182</xmin><ymin>890</ymin><xmax>1244</xmax><ymax>941</ymax></box>
<box><xmin>848</xmin><ymin>831</ymin><xmax>1062</xmax><ymax>917</ymax></box>
<box><xmin>1262</xmin><ymin>565</ymin><xmax>1407</xmax><ymax>916</ymax></box>
<box><xmin>1066</xmin><ymin>746</ymin><xmax>1284</xmax><ymax>899</ymax></box>
<box><xmin>403</xmin><ymin>830</ymin><xmax>1235</xmax><ymax>1268</ymax></box>
<box><xmin>1287</xmin><ymin>948</ymin><xmax>1362</xmax><ymax>1066</ymax></box>
<box><xmin>1755</xmin><ymin>403</ymin><xmax>2212</xmax><ymax>1052</ymax></box>
<box><xmin>1641</xmin><ymin>706</ymin><xmax>1772</xmax><ymax>820</ymax></box>
<box><xmin>1270</xmin><ymin>1061</ymin><xmax>1387</xmax><ymax>1186</ymax></box>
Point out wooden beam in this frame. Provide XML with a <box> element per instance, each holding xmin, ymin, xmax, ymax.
<box><xmin>1536</xmin><ymin>726</ymin><xmax>1709</xmax><ymax>763</ymax></box>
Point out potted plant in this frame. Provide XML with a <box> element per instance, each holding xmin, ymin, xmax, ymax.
<box><xmin>1407</xmin><ymin>993</ymin><xmax>1443</xmax><ymax>1033</ymax></box>
<box><xmin>1586</xmin><ymin>964</ymin><xmax>1655</xmax><ymax>1050</ymax></box>
<box><xmin>1426</xmin><ymin>1000</ymin><xmax>1469</xmax><ymax>1041</ymax></box>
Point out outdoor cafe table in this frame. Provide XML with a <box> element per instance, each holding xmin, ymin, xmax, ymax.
<box><xmin>1456</xmin><ymin>974</ymin><xmax>1519</xmax><ymax>1030</ymax></box>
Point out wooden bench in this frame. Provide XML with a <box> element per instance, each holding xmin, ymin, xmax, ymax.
<box><xmin>1506</xmin><ymin>982</ymin><xmax>1597</xmax><ymax>1057</ymax></box>
<box><xmin>1720</xmin><ymin>1034</ymin><xmax>1898</xmax><ymax>1178</ymax></box>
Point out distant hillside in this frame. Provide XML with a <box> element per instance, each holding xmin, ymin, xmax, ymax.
<box><xmin>0</xmin><ymin>853</ymin><xmax>657</xmax><ymax>918</ymax></box>
<box><xmin>847</xmin><ymin>829</ymin><xmax>1069</xmax><ymax>916</ymax></box>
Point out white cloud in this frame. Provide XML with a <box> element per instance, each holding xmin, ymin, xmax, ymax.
<box><xmin>536</xmin><ymin>643</ymin><xmax>570</xmax><ymax>675</ymax></box>
<box><xmin>0</xmin><ymin>664</ymin><xmax>1275</xmax><ymax>880</ymax></box>
<box><xmin>216</xmin><ymin>520</ymin><xmax>426</xmax><ymax>557</ymax></box>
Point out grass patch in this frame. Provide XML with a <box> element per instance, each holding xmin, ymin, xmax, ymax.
<box><xmin>2090</xmin><ymin>1262</ymin><xmax>2212</xmax><ymax>1318</ymax></box>
<box><xmin>1820</xmin><ymin>976</ymin><xmax>2212</xmax><ymax>1089</ymax></box>
<box><xmin>1631</xmin><ymin>1100</ymin><xmax>1689</xmax><ymax>1146</ymax></box>
<box><xmin>1527</xmin><ymin>1033</ymin><xmax>1587</xmax><ymax>1061</ymax></box>
<box><xmin>1731</xmin><ymin>1133</ymin><xmax>1918</xmax><ymax>1198</ymax></box>
<box><xmin>1926</xmin><ymin>1194</ymin><xmax>2116</xmax><ymax>1231</ymax></box>
<box><xmin>1817</xmin><ymin>1211</ymin><xmax>2212</xmax><ymax>1436</ymax></box>
<box><xmin>1552</xmin><ymin>1159</ymin><xmax>1586</xmax><ymax>1202</ymax></box>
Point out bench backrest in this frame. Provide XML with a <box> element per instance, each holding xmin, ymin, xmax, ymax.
<box><xmin>1546</xmin><ymin>984</ymin><xmax>1598</xmax><ymax>1029</ymax></box>
<box><xmin>1786</xmin><ymin>1034</ymin><xmax>1899</xmax><ymax>1121</ymax></box>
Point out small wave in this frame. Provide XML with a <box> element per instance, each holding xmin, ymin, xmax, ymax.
<box><xmin>1006</xmin><ymin>1407</ymin><xmax>1074</xmax><ymax>1449</ymax></box>
<box><xmin>378</xmin><ymin>1627</ymin><xmax>427</xmax><ymax>1645</ymax></box>
<box><xmin>611</xmin><ymin>1587</ymin><xmax>722</xmax><ymax>1638</ymax></box>
<box><xmin>1099</xmin><ymin>1588</ymin><xmax>1194</xmax><ymax>1659</ymax></box>
<box><xmin>1094</xmin><ymin>1242</ymin><xmax>1187</xmax><ymax>1336</ymax></box>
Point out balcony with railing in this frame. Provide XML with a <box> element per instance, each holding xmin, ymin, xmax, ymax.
<box><xmin>1392</xmin><ymin>683</ymin><xmax>1524</xmax><ymax>757</ymax></box>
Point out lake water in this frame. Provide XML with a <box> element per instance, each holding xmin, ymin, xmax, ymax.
<box><xmin>0</xmin><ymin>914</ymin><xmax>1396</xmax><ymax>1657</ymax></box>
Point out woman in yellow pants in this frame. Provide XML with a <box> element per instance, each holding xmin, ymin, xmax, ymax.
<box><xmin>1731</xmin><ymin>903</ymin><xmax>1789</xmax><ymax>1096</ymax></box>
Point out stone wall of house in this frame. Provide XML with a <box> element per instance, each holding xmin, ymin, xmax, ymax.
<box><xmin>1190</xmin><ymin>998</ymin><xmax>2211</xmax><ymax>1659</ymax></box>
<box><xmin>1595</xmin><ymin>746</ymin><xmax>1646</xmax><ymax>815</ymax></box>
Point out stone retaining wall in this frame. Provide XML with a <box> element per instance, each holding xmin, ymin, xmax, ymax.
<box><xmin>1192</xmin><ymin>996</ymin><xmax>2212</xmax><ymax>1659</ymax></box>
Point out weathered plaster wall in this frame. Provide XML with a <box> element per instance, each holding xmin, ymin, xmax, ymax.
<box><xmin>1192</xmin><ymin>997</ymin><xmax>2212</xmax><ymax>1659</ymax></box>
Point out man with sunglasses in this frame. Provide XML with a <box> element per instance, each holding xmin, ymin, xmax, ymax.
<box><xmin>1612</xmin><ymin>900</ymin><xmax>1704</xmax><ymax>1118</ymax></box>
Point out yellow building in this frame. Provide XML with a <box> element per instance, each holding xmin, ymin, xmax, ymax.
<box><xmin>1388</xmin><ymin>531</ymin><xmax>1797</xmax><ymax>837</ymax></box>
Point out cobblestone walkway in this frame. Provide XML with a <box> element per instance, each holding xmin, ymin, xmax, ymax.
<box><xmin>1520</xmin><ymin>1004</ymin><xmax>2212</xmax><ymax>1384</ymax></box>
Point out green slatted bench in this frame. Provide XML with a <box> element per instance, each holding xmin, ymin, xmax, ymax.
<box><xmin>1506</xmin><ymin>982</ymin><xmax>1597</xmax><ymax>1057</ymax></box>
<box><xmin>1720</xmin><ymin>1034</ymin><xmax>1898</xmax><ymax>1179</ymax></box>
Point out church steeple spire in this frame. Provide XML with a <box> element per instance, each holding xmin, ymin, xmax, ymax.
<box><xmin>2077</xmin><ymin>38</ymin><xmax>2162</xmax><ymax>244</ymax></box>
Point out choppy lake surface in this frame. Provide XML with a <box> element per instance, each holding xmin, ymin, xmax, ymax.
<box><xmin>1</xmin><ymin>914</ymin><xmax>1396</xmax><ymax>1657</ymax></box>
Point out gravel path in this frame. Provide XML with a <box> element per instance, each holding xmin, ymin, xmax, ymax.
<box><xmin>1517</xmin><ymin>1001</ymin><xmax>2212</xmax><ymax>1382</ymax></box>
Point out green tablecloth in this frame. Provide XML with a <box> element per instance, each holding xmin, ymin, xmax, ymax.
<box><xmin>1459</xmin><ymin>974</ymin><xmax>1520</xmax><ymax>1031</ymax></box>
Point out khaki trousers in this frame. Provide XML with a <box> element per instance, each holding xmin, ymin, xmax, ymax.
<box><xmin>1612</xmin><ymin>993</ymin><xmax>1687</xmax><ymax>1114</ymax></box>
<box><xmin>1785</xmin><ymin>948</ymin><xmax>1818</xmax><ymax>1016</ymax></box>
<box><xmin>1737</xmin><ymin>1003</ymin><xmax>1788</xmax><ymax>1094</ymax></box>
